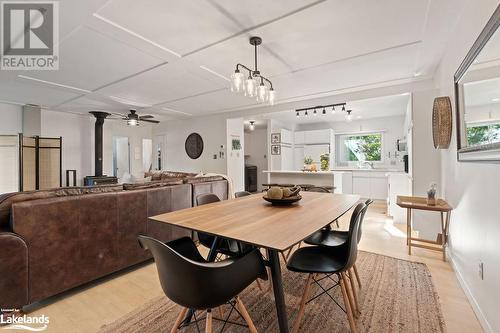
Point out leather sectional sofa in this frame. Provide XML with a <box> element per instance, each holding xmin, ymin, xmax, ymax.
<box><xmin>0</xmin><ymin>176</ymin><xmax>228</xmax><ymax>310</ymax></box>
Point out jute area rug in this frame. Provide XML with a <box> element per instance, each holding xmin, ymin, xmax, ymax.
<box><xmin>98</xmin><ymin>251</ymin><xmax>446</xmax><ymax>333</ymax></box>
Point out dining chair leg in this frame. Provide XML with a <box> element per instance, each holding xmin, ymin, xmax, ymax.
<box><xmin>348</xmin><ymin>268</ymin><xmax>361</xmax><ymax>315</ymax></box>
<box><xmin>235</xmin><ymin>297</ymin><xmax>258</xmax><ymax>333</ymax></box>
<box><xmin>292</xmin><ymin>273</ymin><xmax>314</xmax><ymax>333</ymax></box>
<box><xmin>280</xmin><ymin>252</ymin><xmax>288</xmax><ymax>263</ymax></box>
<box><xmin>339</xmin><ymin>273</ymin><xmax>357</xmax><ymax>333</ymax></box>
<box><xmin>353</xmin><ymin>263</ymin><xmax>362</xmax><ymax>289</ymax></box>
<box><xmin>205</xmin><ymin>309</ymin><xmax>212</xmax><ymax>333</ymax></box>
<box><xmin>344</xmin><ymin>271</ymin><xmax>359</xmax><ymax>318</ymax></box>
<box><xmin>170</xmin><ymin>307</ymin><xmax>188</xmax><ymax>333</ymax></box>
<box><xmin>217</xmin><ymin>306</ymin><xmax>224</xmax><ymax>319</ymax></box>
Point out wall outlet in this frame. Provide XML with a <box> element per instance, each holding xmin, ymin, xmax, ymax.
<box><xmin>478</xmin><ymin>262</ymin><xmax>484</xmax><ymax>280</ymax></box>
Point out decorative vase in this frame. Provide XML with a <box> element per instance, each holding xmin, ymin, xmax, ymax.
<box><xmin>427</xmin><ymin>196</ymin><xmax>436</xmax><ymax>206</ymax></box>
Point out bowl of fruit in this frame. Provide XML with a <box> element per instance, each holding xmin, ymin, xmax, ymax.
<box><xmin>263</xmin><ymin>186</ymin><xmax>302</xmax><ymax>206</ymax></box>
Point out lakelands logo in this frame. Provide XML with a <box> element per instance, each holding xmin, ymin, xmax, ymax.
<box><xmin>0</xmin><ymin>1</ymin><xmax>59</xmax><ymax>70</ymax></box>
<box><xmin>0</xmin><ymin>310</ymin><xmax>49</xmax><ymax>331</ymax></box>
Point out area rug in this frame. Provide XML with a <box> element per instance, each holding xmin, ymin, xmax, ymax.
<box><xmin>98</xmin><ymin>251</ymin><xmax>446</xmax><ymax>333</ymax></box>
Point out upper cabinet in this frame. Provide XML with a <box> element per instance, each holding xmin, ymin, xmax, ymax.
<box><xmin>294</xmin><ymin>131</ymin><xmax>305</xmax><ymax>145</ymax></box>
<box><xmin>281</xmin><ymin>129</ymin><xmax>293</xmax><ymax>144</ymax></box>
<box><xmin>295</xmin><ymin>129</ymin><xmax>333</xmax><ymax>145</ymax></box>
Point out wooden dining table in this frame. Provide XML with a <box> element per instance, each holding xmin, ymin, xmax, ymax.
<box><xmin>149</xmin><ymin>191</ymin><xmax>360</xmax><ymax>333</ymax></box>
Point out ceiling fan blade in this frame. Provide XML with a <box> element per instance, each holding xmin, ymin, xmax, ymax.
<box><xmin>139</xmin><ymin>115</ymin><xmax>154</xmax><ymax>119</ymax></box>
<box><xmin>141</xmin><ymin>119</ymin><xmax>160</xmax><ymax>124</ymax></box>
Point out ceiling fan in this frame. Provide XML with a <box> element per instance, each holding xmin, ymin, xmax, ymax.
<box><xmin>111</xmin><ymin>110</ymin><xmax>160</xmax><ymax>126</ymax></box>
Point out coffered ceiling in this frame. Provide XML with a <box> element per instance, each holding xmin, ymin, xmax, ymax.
<box><xmin>0</xmin><ymin>0</ymin><xmax>468</xmax><ymax>120</ymax></box>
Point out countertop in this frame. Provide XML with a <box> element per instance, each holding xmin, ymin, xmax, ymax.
<box><xmin>264</xmin><ymin>168</ymin><xmax>406</xmax><ymax>174</ymax></box>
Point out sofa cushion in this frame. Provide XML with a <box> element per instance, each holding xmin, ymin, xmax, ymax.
<box><xmin>184</xmin><ymin>175</ymin><xmax>225</xmax><ymax>184</ymax></box>
<box><xmin>0</xmin><ymin>191</ymin><xmax>58</xmax><ymax>229</ymax></box>
<box><xmin>0</xmin><ymin>185</ymin><xmax>123</xmax><ymax>229</ymax></box>
<box><xmin>123</xmin><ymin>179</ymin><xmax>183</xmax><ymax>190</ymax></box>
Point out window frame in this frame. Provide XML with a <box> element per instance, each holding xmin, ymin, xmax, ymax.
<box><xmin>335</xmin><ymin>131</ymin><xmax>385</xmax><ymax>166</ymax></box>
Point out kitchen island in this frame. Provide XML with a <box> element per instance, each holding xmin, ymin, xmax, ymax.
<box><xmin>263</xmin><ymin>170</ymin><xmax>346</xmax><ymax>193</ymax></box>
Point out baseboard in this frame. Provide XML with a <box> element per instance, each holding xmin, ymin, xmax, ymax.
<box><xmin>448</xmin><ymin>251</ymin><xmax>493</xmax><ymax>333</ymax></box>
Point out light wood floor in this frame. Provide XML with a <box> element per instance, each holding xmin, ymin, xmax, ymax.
<box><xmin>20</xmin><ymin>201</ymin><xmax>483</xmax><ymax>332</ymax></box>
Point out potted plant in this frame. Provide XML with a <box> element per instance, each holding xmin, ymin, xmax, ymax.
<box><xmin>427</xmin><ymin>183</ymin><xmax>437</xmax><ymax>205</ymax></box>
<box><xmin>320</xmin><ymin>153</ymin><xmax>330</xmax><ymax>171</ymax></box>
<box><xmin>303</xmin><ymin>156</ymin><xmax>313</xmax><ymax>171</ymax></box>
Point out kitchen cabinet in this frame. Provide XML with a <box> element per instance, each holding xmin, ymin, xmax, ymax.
<box><xmin>351</xmin><ymin>171</ymin><xmax>388</xmax><ymax>200</ymax></box>
<box><xmin>387</xmin><ymin>173</ymin><xmax>411</xmax><ymax>224</ymax></box>
<box><xmin>281</xmin><ymin>129</ymin><xmax>293</xmax><ymax>144</ymax></box>
<box><xmin>304</xmin><ymin>144</ymin><xmax>330</xmax><ymax>164</ymax></box>
<box><xmin>294</xmin><ymin>147</ymin><xmax>304</xmax><ymax>170</ymax></box>
<box><xmin>294</xmin><ymin>131</ymin><xmax>305</xmax><ymax>145</ymax></box>
<box><xmin>304</xmin><ymin>129</ymin><xmax>332</xmax><ymax>144</ymax></box>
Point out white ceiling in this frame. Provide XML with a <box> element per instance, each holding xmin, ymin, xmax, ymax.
<box><xmin>258</xmin><ymin>93</ymin><xmax>410</xmax><ymax>124</ymax></box>
<box><xmin>0</xmin><ymin>0</ymin><xmax>468</xmax><ymax>120</ymax></box>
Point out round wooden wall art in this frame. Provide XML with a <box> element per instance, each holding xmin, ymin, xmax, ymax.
<box><xmin>185</xmin><ymin>133</ymin><xmax>204</xmax><ymax>159</ymax></box>
<box><xmin>432</xmin><ymin>96</ymin><xmax>452</xmax><ymax>149</ymax></box>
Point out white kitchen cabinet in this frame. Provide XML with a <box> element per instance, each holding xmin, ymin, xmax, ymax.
<box><xmin>294</xmin><ymin>131</ymin><xmax>305</xmax><ymax>145</ymax></box>
<box><xmin>294</xmin><ymin>147</ymin><xmax>304</xmax><ymax>170</ymax></box>
<box><xmin>281</xmin><ymin>129</ymin><xmax>293</xmax><ymax>144</ymax></box>
<box><xmin>353</xmin><ymin>177</ymin><xmax>371</xmax><ymax>198</ymax></box>
<box><xmin>351</xmin><ymin>171</ymin><xmax>388</xmax><ymax>200</ymax></box>
<box><xmin>370</xmin><ymin>177</ymin><xmax>388</xmax><ymax>200</ymax></box>
<box><xmin>387</xmin><ymin>173</ymin><xmax>411</xmax><ymax>224</ymax></box>
<box><xmin>304</xmin><ymin>129</ymin><xmax>331</xmax><ymax>144</ymax></box>
<box><xmin>281</xmin><ymin>146</ymin><xmax>293</xmax><ymax>170</ymax></box>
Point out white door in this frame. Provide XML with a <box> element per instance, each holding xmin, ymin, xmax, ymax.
<box><xmin>142</xmin><ymin>139</ymin><xmax>153</xmax><ymax>172</ymax></box>
<box><xmin>113</xmin><ymin>136</ymin><xmax>130</xmax><ymax>178</ymax></box>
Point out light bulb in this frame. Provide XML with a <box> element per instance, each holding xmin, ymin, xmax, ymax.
<box><xmin>245</xmin><ymin>75</ymin><xmax>257</xmax><ymax>97</ymax></box>
<box><xmin>305</xmin><ymin>110</ymin><xmax>308</xmax><ymax>116</ymax></box>
<box><xmin>230</xmin><ymin>70</ymin><xmax>244</xmax><ymax>92</ymax></box>
<box><xmin>296</xmin><ymin>111</ymin><xmax>299</xmax><ymax>117</ymax></box>
<box><xmin>257</xmin><ymin>83</ymin><xmax>268</xmax><ymax>102</ymax></box>
<box><xmin>127</xmin><ymin>119</ymin><xmax>139</xmax><ymax>126</ymax></box>
<box><xmin>332</xmin><ymin>106</ymin><xmax>336</xmax><ymax>114</ymax></box>
<box><xmin>346</xmin><ymin>111</ymin><xmax>352</xmax><ymax>122</ymax></box>
<box><xmin>313</xmin><ymin>109</ymin><xmax>317</xmax><ymax>116</ymax></box>
<box><xmin>342</xmin><ymin>105</ymin><xmax>346</xmax><ymax>112</ymax></box>
<box><xmin>322</xmin><ymin>108</ymin><xmax>326</xmax><ymax>115</ymax></box>
<box><xmin>249</xmin><ymin>121</ymin><xmax>255</xmax><ymax>131</ymax></box>
<box><xmin>268</xmin><ymin>88</ymin><xmax>276</xmax><ymax>105</ymax></box>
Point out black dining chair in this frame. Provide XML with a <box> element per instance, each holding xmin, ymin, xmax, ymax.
<box><xmin>304</xmin><ymin>199</ymin><xmax>373</xmax><ymax>289</ymax></box>
<box><xmin>195</xmin><ymin>193</ymin><xmax>253</xmax><ymax>259</ymax></box>
<box><xmin>286</xmin><ymin>202</ymin><xmax>368</xmax><ymax>333</ymax></box>
<box><xmin>235</xmin><ymin>191</ymin><xmax>252</xmax><ymax>198</ymax></box>
<box><xmin>138</xmin><ymin>235</ymin><xmax>267</xmax><ymax>333</ymax></box>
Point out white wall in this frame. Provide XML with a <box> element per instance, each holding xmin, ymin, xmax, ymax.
<box><xmin>41</xmin><ymin>110</ymin><xmax>93</xmax><ymax>186</ymax></box>
<box><xmin>410</xmin><ymin>88</ymin><xmax>442</xmax><ymax>240</ymax></box>
<box><xmin>435</xmin><ymin>1</ymin><xmax>500</xmax><ymax>332</ymax></box>
<box><xmin>0</xmin><ymin>102</ymin><xmax>22</xmax><ymax>134</ymax></box>
<box><xmin>41</xmin><ymin>110</ymin><xmax>153</xmax><ymax>185</ymax></box>
<box><xmin>226</xmin><ymin>118</ymin><xmax>245</xmax><ymax>192</ymax></box>
<box><xmin>153</xmin><ymin>115</ymin><xmax>227</xmax><ymax>174</ymax></box>
<box><xmin>296</xmin><ymin>115</ymin><xmax>406</xmax><ymax>170</ymax></box>
<box><xmin>244</xmin><ymin>127</ymin><xmax>268</xmax><ymax>192</ymax></box>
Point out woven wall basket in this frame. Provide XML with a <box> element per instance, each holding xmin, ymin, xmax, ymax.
<box><xmin>432</xmin><ymin>96</ymin><xmax>452</xmax><ymax>149</ymax></box>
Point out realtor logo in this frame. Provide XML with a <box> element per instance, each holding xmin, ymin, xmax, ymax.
<box><xmin>1</xmin><ymin>1</ymin><xmax>59</xmax><ymax>70</ymax></box>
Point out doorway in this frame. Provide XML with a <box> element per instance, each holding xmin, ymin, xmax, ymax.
<box><xmin>112</xmin><ymin>136</ymin><xmax>130</xmax><ymax>178</ymax></box>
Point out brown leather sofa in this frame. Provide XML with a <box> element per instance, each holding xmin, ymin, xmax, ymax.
<box><xmin>0</xmin><ymin>178</ymin><xmax>228</xmax><ymax>310</ymax></box>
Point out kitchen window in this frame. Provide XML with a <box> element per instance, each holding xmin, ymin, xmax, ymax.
<box><xmin>336</xmin><ymin>132</ymin><xmax>383</xmax><ymax>163</ymax></box>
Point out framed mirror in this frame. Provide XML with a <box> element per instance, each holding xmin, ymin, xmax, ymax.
<box><xmin>455</xmin><ymin>5</ymin><xmax>500</xmax><ymax>161</ymax></box>
<box><xmin>185</xmin><ymin>133</ymin><xmax>203</xmax><ymax>159</ymax></box>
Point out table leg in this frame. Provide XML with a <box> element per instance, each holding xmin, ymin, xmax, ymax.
<box><xmin>440</xmin><ymin>212</ymin><xmax>446</xmax><ymax>261</ymax></box>
<box><xmin>267</xmin><ymin>249</ymin><xmax>290</xmax><ymax>333</ymax></box>
<box><xmin>406</xmin><ymin>208</ymin><xmax>411</xmax><ymax>255</ymax></box>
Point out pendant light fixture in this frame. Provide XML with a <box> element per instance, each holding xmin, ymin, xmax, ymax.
<box><xmin>231</xmin><ymin>37</ymin><xmax>276</xmax><ymax>105</ymax></box>
<box><xmin>249</xmin><ymin>120</ymin><xmax>255</xmax><ymax>131</ymax></box>
<box><xmin>345</xmin><ymin>110</ymin><xmax>353</xmax><ymax>122</ymax></box>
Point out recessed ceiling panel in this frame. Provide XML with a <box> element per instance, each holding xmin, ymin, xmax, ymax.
<box><xmin>98</xmin><ymin>60</ymin><xmax>228</xmax><ymax>105</ymax></box>
<box><xmin>160</xmin><ymin>88</ymin><xmax>259</xmax><ymax>115</ymax></box>
<box><xmin>0</xmin><ymin>79</ymin><xmax>80</xmax><ymax>107</ymax></box>
<box><xmin>248</xmin><ymin>0</ymin><xmax>428</xmax><ymax>71</ymax></box>
<box><xmin>270</xmin><ymin>43</ymin><xmax>419</xmax><ymax>102</ymax></box>
<box><xmin>25</xmin><ymin>26</ymin><xmax>164</xmax><ymax>91</ymax></box>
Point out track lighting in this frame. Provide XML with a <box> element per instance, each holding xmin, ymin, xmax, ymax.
<box><xmin>231</xmin><ymin>37</ymin><xmax>276</xmax><ymax>105</ymax></box>
<box><xmin>249</xmin><ymin>121</ymin><xmax>255</xmax><ymax>131</ymax></box>
<box><xmin>294</xmin><ymin>102</ymin><xmax>353</xmax><ymax>122</ymax></box>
